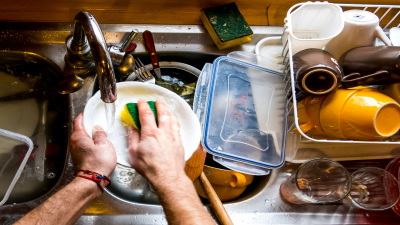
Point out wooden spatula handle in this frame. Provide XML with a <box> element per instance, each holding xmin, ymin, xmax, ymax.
<box><xmin>199</xmin><ymin>172</ymin><xmax>234</xmax><ymax>225</ymax></box>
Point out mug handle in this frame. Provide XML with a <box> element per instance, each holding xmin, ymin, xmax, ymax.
<box><xmin>293</xmin><ymin>120</ymin><xmax>314</xmax><ymax>135</ymax></box>
<box><xmin>375</xmin><ymin>26</ymin><xmax>393</xmax><ymax>46</ymax></box>
<box><xmin>230</xmin><ymin>172</ymin><xmax>247</xmax><ymax>188</ymax></box>
<box><xmin>341</xmin><ymin>70</ymin><xmax>390</xmax><ymax>88</ymax></box>
<box><xmin>293</xmin><ymin>96</ymin><xmax>315</xmax><ymax>135</ymax></box>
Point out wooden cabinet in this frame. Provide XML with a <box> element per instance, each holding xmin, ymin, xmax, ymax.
<box><xmin>1</xmin><ymin>0</ymin><xmax>399</xmax><ymax>26</ymax></box>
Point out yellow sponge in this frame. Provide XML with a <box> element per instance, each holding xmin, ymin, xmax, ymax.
<box><xmin>200</xmin><ymin>3</ymin><xmax>253</xmax><ymax>50</ymax></box>
<box><xmin>120</xmin><ymin>101</ymin><xmax>157</xmax><ymax>132</ymax></box>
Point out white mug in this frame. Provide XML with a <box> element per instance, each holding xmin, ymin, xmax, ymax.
<box><xmin>325</xmin><ymin>9</ymin><xmax>392</xmax><ymax>61</ymax></box>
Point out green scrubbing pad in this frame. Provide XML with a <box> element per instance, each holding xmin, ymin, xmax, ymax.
<box><xmin>203</xmin><ymin>2</ymin><xmax>253</xmax><ymax>42</ymax></box>
<box><xmin>121</xmin><ymin>101</ymin><xmax>158</xmax><ymax>132</ymax></box>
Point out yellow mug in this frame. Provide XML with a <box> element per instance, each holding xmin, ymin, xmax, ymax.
<box><xmin>194</xmin><ymin>165</ymin><xmax>254</xmax><ymax>201</ymax></box>
<box><xmin>378</xmin><ymin>83</ymin><xmax>400</xmax><ymax>104</ymax></box>
<box><xmin>294</xmin><ymin>95</ymin><xmax>326</xmax><ymax>137</ymax></box>
<box><xmin>320</xmin><ymin>87</ymin><xmax>400</xmax><ymax>140</ymax></box>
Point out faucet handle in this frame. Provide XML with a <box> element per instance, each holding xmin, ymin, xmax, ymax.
<box><xmin>120</xmin><ymin>29</ymin><xmax>139</xmax><ymax>52</ymax></box>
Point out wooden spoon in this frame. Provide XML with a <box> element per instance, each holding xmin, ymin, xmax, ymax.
<box><xmin>185</xmin><ymin>145</ymin><xmax>234</xmax><ymax>225</ymax></box>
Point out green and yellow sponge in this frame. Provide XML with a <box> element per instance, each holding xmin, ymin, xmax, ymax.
<box><xmin>121</xmin><ymin>101</ymin><xmax>157</xmax><ymax>132</ymax></box>
<box><xmin>200</xmin><ymin>2</ymin><xmax>253</xmax><ymax>50</ymax></box>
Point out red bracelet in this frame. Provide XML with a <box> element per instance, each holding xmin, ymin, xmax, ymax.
<box><xmin>74</xmin><ymin>170</ymin><xmax>111</xmax><ymax>193</ymax></box>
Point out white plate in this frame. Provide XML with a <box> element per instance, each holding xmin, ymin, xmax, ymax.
<box><xmin>83</xmin><ymin>82</ymin><xmax>201</xmax><ymax>167</ymax></box>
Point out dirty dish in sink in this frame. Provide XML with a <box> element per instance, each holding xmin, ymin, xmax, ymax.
<box><xmin>83</xmin><ymin>81</ymin><xmax>201</xmax><ymax>167</ymax></box>
<box><xmin>125</xmin><ymin>61</ymin><xmax>200</xmax><ymax>107</ymax></box>
<box><xmin>194</xmin><ymin>165</ymin><xmax>254</xmax><ymax>201</ymax></box>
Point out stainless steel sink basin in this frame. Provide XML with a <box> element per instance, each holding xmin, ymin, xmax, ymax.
<box><xmin>0</xmin><ymin>51</ymin><xmax>68</xmax><ymax>204</ymax></box>
<box><xmin>0</xmin><ymin>23</ymin><xmax>399</xmax><ymax>225</ymax></box>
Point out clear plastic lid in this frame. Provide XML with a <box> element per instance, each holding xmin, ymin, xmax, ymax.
<box><xmin>202</xmin><ymin>56</ymin><xmax>287</xmax><ymax>169</ymax></box>
<box><xmin>0</xmin><ymin>128</ymin><xmax>34</xmax><ymax>206</ymax></box>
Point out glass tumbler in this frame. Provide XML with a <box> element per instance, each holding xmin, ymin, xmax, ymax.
<box><xmin>280</xmin><ymin>158</ymin><xmax>352</xmax><ymax>204</ymax></box>
<box><xmin>342</xmin><ymin>167</ymin><xmax>400</xmax><ymax>210</ymax></box>
<box><xmin>385</xmin><ymin>158</ymin><xmax>400</xmax><ymax>216</ymax></box>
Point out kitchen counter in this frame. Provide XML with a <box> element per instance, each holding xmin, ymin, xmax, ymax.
<box><xmin>0</xmin><ymin>23</ymin><xmax>399</xmax><ymax>225</ymax></box>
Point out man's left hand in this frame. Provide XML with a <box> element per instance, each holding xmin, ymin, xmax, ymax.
<box><xmin>69</xmin><ymin>113</ymin><xmax>117</xmax><ymax>177</ymax></box>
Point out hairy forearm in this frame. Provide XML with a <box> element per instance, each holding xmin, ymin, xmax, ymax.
<box><xmin>152</xmin><ymin>173</ymin><xmax>215</xmax><ymax>225</ymax></box>
<box><xmin>15</xmin><ymin>177</ymin><xmax>100</xmax><ymax>225</ymax></box>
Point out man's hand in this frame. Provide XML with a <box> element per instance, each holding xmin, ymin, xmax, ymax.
<box><xmin>16</xmin><ymin>113</ymin><xmax>118</xmax><ymax>225</ymax></box>
<box><xmin>69</xmin><ymin>113</ymin><xmax>117</xmax><ymax>177</ymax></box>
<box><xmin>127</xmin><ymin>99</ymin><xmax>185</xmax><ymax>185</ymax></box>
<box><xmin>127</xmin><ymin>100</ymin><xmax>215</xmax><ymax>225</ymax></box>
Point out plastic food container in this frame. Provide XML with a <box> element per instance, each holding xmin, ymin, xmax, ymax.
<box><xmin>199</xmin><ymin>54</ymin><xmax>287</xmax><ymax>174</ymax></box>
<box><xmin>0</xmin><ymin>128</ymin><xmax>34</xmax><ymax>206</ymax></box>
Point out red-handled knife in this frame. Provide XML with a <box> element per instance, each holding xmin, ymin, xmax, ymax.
<box><xmin>143</xmin><ymin>30</ymin><xmax>161</xmax><ymax>79</ymax></box>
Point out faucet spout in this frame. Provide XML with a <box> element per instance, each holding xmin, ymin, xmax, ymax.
<box><xmin>66</xmin><ymin>11</ymin><xmax>117</xmax><ymax>103</ymax></box>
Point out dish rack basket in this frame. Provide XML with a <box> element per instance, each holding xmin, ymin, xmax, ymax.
<box><xmin>282</xmin><ymin>2</ymin><xmax>400</xmax><ymax>145</ymax></box>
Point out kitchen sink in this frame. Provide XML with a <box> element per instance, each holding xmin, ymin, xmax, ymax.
<box><xmin>0</xmin><ymin>51</ymin><xmax>68</xmax><ymax>204</ymax></box>
<box><xmin>0</xmin><ymin>23</ymin><xmax>399</xmax><ymax>225</ymax></box>
<box><xmin>92</xmin><ymin>51</ymin><xmax>271</xmax><ymax>206</ymax></box>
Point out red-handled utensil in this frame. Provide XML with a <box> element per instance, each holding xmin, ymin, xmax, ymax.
<box><xmin>143</xmin><ymin>30</ymin><xmax>161</xmax><ymax>79</ymax></box>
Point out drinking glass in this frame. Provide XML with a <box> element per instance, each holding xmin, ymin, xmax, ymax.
<box><xmin>280</xmin><ymin>158</ymin><xmax>352</xmax><ymax>204</ymax></box>
<box><xmin>342</xmin><ymin>167</ymin><xmax>400</xmax><ymax>210</ymax></box>
<box><xmin>385</xmin><ymin>158</ymin><xmax>400</xmax><ymax>216</ymax></box>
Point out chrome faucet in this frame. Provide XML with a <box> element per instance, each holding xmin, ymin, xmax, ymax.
<box><xmin>65</xmin><ymin>11</ymin><xmax>117</xmax><ymax>103</ymax></box>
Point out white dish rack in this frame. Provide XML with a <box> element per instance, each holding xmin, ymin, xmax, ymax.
<box><xmin>282</xmin><ymin>2</ymin><xmax>400</xmax><ymax>161</ymax></box>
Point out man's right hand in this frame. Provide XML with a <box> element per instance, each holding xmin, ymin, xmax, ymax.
<box><xmin>127</xmin><ymin>99</ymin><xmax>215</xmax><ymax>225</ymax></box>
<box><xmin>127</xmin><ymin>99</ymin><xmax>186</xmax><ymax>186</ymax></box>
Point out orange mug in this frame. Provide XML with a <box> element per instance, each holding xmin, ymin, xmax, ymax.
<box><xmin>194</xmin><ymin>165</ymin><xmax>254</xmax><ymax>201</ymax></box>
<box><xmin>294</xmin><ymin>95</ymin><xmax>326</xmax><ymax>137</ymax></box>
